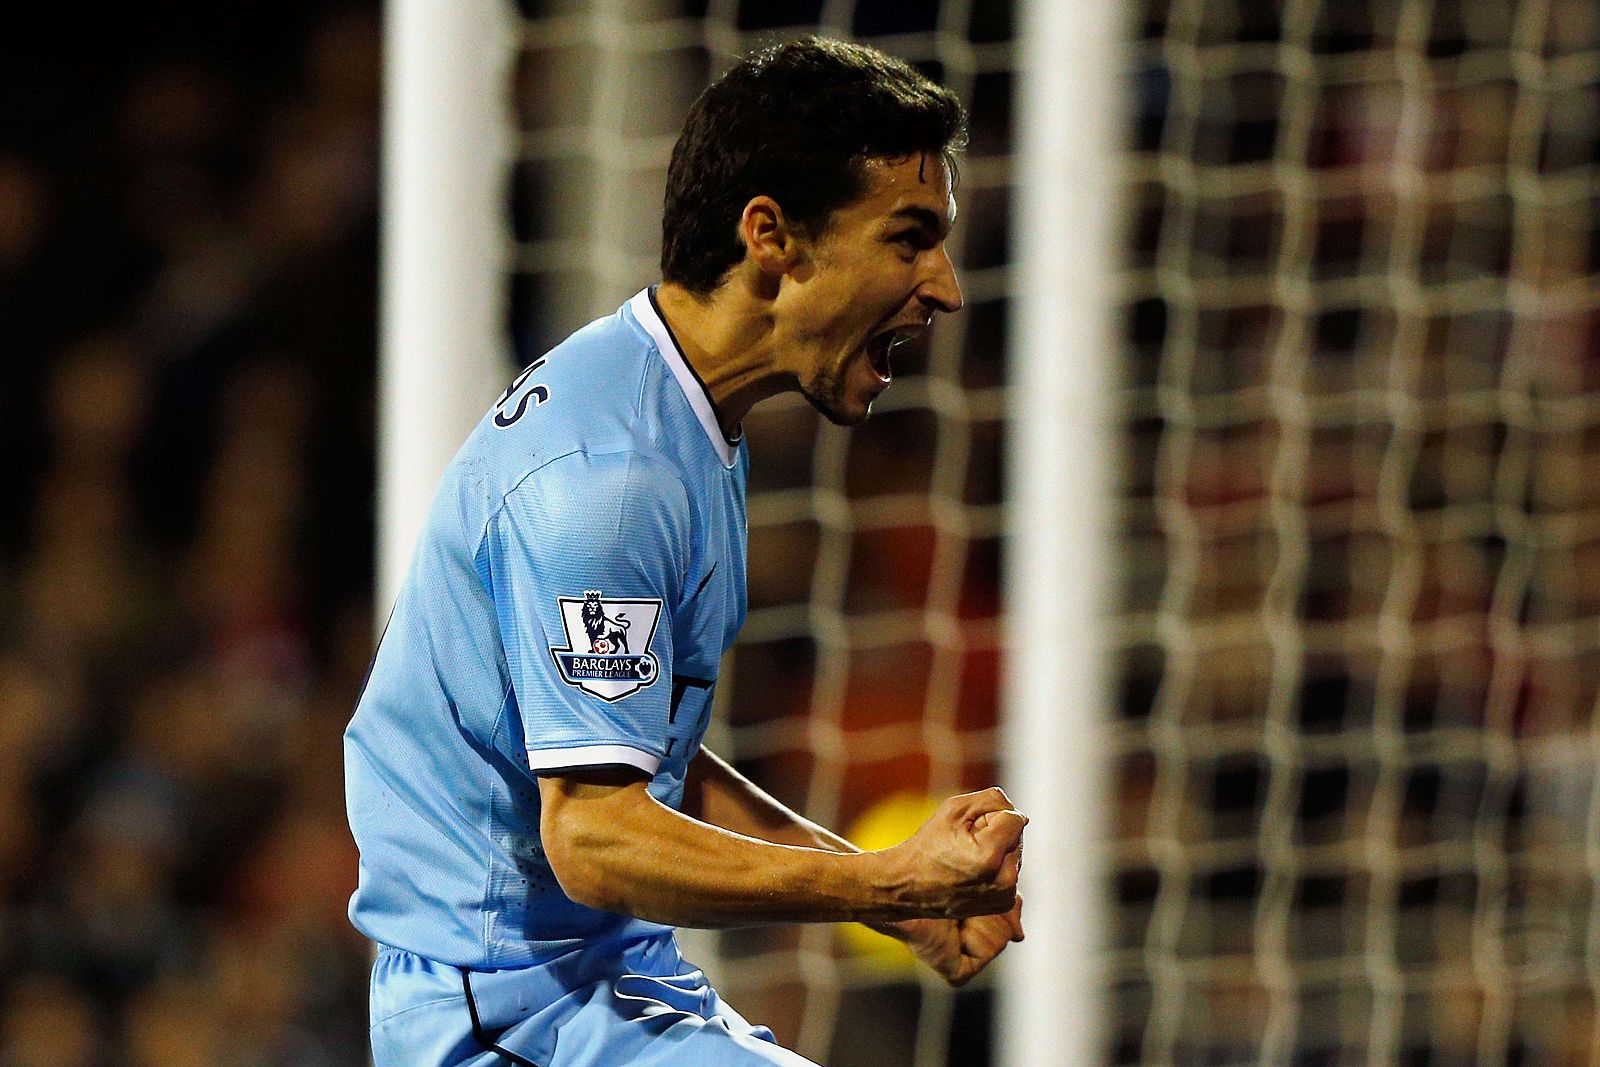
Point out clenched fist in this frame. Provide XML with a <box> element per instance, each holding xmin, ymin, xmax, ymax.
<box><xmin>878</xmin><ymin>787</ymin><xmax>1026</xmax><ymax>920</ymax></box>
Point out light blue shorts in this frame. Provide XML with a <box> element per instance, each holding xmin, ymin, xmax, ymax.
<box><xmin>368</xmin><ymin>931</ymin><xmax>819</xmax><ymax>1066</ymax></box>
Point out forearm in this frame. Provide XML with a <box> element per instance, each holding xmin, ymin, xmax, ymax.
<box><xmin>684</xmin><ymin>747</ymin><xmax>922</xmax><ymax>941</ymax></box>
<box><xmin>542</xmin><ymin>773</ymin><xmax>913</xmax><ymax>929</ymax></box>
<box><xmin>672</xmin><ymin>756</ymin><xmax>1029</xmax><ymax>986</ymax></box>
<box><xmin>683</xmin><ymin>747</ymin><xmax>862</xmax><ymax>855</ymax></box>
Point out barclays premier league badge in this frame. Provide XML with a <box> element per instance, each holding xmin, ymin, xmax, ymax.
<box><xmin>549</xmin><ymin>591</ymin><xmax>663</xmax><ymax>701</ymax></box>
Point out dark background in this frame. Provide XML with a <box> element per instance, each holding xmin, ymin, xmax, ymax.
<box><xmin>2</xmin><ymin>5</ymin><xmax>379</xmax><ymax>1062</ymax></box>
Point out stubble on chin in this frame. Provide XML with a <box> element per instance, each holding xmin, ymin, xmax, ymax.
<box><xmin>801</xmin><ymin>365</ymin><xmax>870</xmax><ymax>427</ymax></box>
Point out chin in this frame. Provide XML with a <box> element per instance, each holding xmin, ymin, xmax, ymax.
<box><xmin>802</xmin><ymin>381</ymin><xmax>873</xmax><ymax>427</ymax></box>
<box><xmin>818</xmin><ymin>403</ymin><xmax>871</xmax><ymax>427</ymax></box>
<box><xmin>802</xmin><ymin>366</ymin><xmax>877</xmax><ymax>427</ymax></box>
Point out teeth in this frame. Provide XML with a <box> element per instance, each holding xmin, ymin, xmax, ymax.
<box><xmin>867</xmin><ymin>331</ymin><xmax>894</xmax><ymax>382</ymax></box>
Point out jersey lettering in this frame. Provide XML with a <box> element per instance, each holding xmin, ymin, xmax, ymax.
<box><xmin>494</xmin><ymin>359</ymin><xmax>551</xmax><ymax>427</ymax></box>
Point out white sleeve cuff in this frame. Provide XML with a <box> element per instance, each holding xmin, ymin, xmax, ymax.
<box><xmin>525</xmin><ymin>743</ymin><xmax>661</xmax><ymax>776</ymax></box>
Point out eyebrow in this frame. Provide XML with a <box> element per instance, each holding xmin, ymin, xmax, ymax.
<box><xmin>888</xmin><ymin>205</ymin><xmax>954</xmax><ymax>240</ymax></box>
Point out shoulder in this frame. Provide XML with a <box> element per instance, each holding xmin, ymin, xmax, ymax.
<box><xmin>515</xmin><ymin>448</ymin><xmax>690</xmax><ymax>506</ymax></box>
<box><xmin>483</xmin><ymin>449</ymin><xmax>694</xmax><ymax>596</ymax></box>
<box><xmin>497</xmin><ymin>449</ymin><xmax>693</xmax><ymax>546</ymax></box>
<box><xmin>531</xmin><ymin>306</ymin><xmax>655</xmax><ymax>406</ymax></box>
<box><xmin>449</xmin><ymin>302</ymin><xmax>664</xmax><ymax>491</ymax></box>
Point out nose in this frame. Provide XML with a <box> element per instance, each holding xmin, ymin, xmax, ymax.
<box><xmin>920</xmin><ymin>244</ymin><xmax>964</xmax><ymax>315</ymax></box>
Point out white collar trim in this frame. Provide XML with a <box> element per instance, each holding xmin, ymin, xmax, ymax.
<box><xmin>630</xmin><ymin>288</ymin><xmax>740</xmax><ymax>469</ymax></box>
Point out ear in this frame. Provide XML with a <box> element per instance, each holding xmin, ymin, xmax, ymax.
<box><xmin>738</xmin><ymin>195</ymin><xmax>804</xmax><ymax>277</ymax></box>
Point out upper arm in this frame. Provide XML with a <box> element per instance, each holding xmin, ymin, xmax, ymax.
<box><xmin>537</xmin><ymin>765</ymin><xmax>654</xmax><ymax>813</ymax></box>
<box><xmin>680</xmin><ymin>744</ymin><xmax>744</xmax><ymax>826</ymax></box>
<box><xmin>679</xmin><ymin>745</ymin><xmax>714</xmax><ymax>822</ymax></box>
<box><xmin>536</xmin><ymin>765</ymin><xmax>654</xmax><ymax>907</ymax></box>
<box><xmin>481</xmin><ymin>450</ymin><xmax>694</xmax><ymax>776</ymax></box>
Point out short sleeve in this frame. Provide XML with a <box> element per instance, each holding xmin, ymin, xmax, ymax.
<box><xmin>480</xmin><ymin>450</ymin><xmax>692</xmax><ymax>776</ymax></box>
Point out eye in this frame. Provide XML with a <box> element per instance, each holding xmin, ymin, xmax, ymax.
<box><xmin>890</xmin><ymin>230</ymin><xmax>932</xmax><ymax>258</ymax></box>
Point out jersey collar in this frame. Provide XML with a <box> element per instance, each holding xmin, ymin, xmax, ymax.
<box><xmin>630</xmin><ymin>287</ymin><xmax>742</xmax><ymax>469</ymax></box>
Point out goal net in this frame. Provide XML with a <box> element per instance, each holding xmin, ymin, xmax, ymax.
<box><xmin>508</xmin><ymin>2</ymin><xmax>1016</xmax><ymax>1064</ymax></box>
<box><xmin>1117</xmin><ymin>0</ymin><xmax>1600</xmax><ymax>1063</ymax></box>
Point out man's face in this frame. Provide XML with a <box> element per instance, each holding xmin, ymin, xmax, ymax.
<box><xmin>777</xmin><ymin>153</ymin><xmax>964</xmax><ymax>426</ymax></box>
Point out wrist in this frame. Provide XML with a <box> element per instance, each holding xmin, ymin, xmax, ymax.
<box><xmin>850</xmin><ymin>846</ymin><xmax>918</xmax><ymax>923</ymax></box>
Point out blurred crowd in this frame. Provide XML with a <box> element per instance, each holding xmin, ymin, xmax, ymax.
<box><xmin>0</xmin><ymin>4</ymin><xmax>380</xmax><ymax>1063</ymax></box>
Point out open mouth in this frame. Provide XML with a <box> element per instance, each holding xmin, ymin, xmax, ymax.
<box><xmin>865</xmin><ymin>329</ymin><xmax>911</xmax><ymax>384</ymax></box>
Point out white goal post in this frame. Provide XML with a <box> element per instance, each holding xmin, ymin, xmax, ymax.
<box><xmin>379</xmin><ymin>0</ymin><xmax>515</xmax><ymax>606</ymax></box>
<box><xmin>1000</xmin><ymin>2</ymin><xmax>1119</xmax><ymax>1066</ymax></box>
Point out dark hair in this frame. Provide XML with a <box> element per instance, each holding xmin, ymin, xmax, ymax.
<box><xmin>661</xmin><ymin>36</ymin><xmax>967</xmax><ymax>294</ymax></box>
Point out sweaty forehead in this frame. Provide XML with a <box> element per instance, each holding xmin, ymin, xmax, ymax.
<box><xmin>855</xmin><ymin>154</ymin><xmax>957</xmax><ymax>228</ymax></box>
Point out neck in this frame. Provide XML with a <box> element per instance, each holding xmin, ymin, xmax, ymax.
<box><xmin>653</xmin><ymin>279</ymin><xmax>795</xmax><ymax>439</ymax></box>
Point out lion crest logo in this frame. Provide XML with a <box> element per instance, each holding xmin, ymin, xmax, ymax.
<box><xmin>580</xmin><ymin>590</ymin><xmax>631</xmax><ymax>654</ymax></box>
<box><xmin>550</xmin><ymin>590</ymin><xmax>662</xmax><ymax>701</ymax></box>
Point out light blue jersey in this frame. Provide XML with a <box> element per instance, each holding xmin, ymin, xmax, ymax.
<box><xmin>345</xmin><ymin>289</ymin><xmax>749</xmax><ymax>971</ymax></box>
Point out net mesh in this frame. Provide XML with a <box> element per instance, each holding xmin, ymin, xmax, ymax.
<box><xmin>1119</xmin><ymin>0</ymin><xmax>1600</xmax><ymax>1063</ymax></box>
<box><xmin>508</xmin><ymin>1</ymin><xmax>1016</xmax><ymax>1064</ymax></box>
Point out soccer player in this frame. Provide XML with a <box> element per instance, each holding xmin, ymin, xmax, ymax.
<box><xmin>345</xmin><ymin>36</ymin><xmax>1026</xmax><ymax>1067</ymax></box>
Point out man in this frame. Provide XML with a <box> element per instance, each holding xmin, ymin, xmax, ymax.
<box><xmin>345</xmin><ymin>36</ymin><xmax>1026</xmax><ymax>1067</ymax></box>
